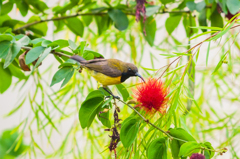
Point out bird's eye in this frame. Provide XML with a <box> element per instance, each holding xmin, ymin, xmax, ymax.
<box><xmin>128</xmin><ymin>68</ymin><xmax>131</xmax><ymax>71</ymax></box>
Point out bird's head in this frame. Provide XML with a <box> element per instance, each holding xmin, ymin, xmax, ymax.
<box><xmin>121</xmin><ymin>63</ymin><xmax>145</xmax><ymax>83</ymax></box>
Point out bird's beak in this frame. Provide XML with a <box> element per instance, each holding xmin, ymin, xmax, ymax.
<box><xmin>135</xmin><ymin>72</ymin><xmax>145</xmax><ymax>83</ymax></box>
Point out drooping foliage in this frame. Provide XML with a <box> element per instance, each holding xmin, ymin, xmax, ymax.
<box><xmin>0</xmin><ymin>0</ymin><xmax>240</xmax><ymax>158</ymax></box>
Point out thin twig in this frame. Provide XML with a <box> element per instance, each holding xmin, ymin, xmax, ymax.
<box><xmin>117</xmin><ymin>98</ymin><xmax>173</xmax><ymax>139</ymax></box>
<box><xmin>13</xmin><ymin>12</ymin><xmax>107</xmax><ymax>32</ymax></box>
<box><xmin>157</xmin><ymin>23</ymin><xmax>240</xmax><ymax>79</ymax></box>
<box><xmin>13</xmin><ymin>10</ymin><xmax>191</xmax><ymax>32</ymax></box>
<box><xmin>157</xmin><ymin>56</ymin><xmax>181</xmax><ymax>79</ymax></box>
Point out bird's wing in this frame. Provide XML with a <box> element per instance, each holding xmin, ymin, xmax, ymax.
<box><xmin>84</xmin><ymin>59</ymin><xmax>122</xmax><ymax>77</ymax></box>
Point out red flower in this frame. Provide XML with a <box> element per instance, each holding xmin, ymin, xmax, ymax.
<box><xmin>133</xmin><ymin>78</ymin><xmax>169</xmax><ymax>114</ymax></box>
<box><xmin>190</xmin><ymin>153</ymin><xmax>205</xmax><ymax>159</ymax></box>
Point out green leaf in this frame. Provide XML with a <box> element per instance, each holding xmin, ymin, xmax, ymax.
<box><xmin>28</xmin><ymin>1</ymin><xmax>48</xmax><ymax>13</ymax></box>
<box><xmin>207</xmin><ymin>22</ymin><xmax>234</xmax><ymax>41</ymax></box>
<box><xmin>4</xmin><ymin>41</ymin><xmax>22</xmax><ymax>68</ymax></box>
<box><xmin>120</xmin><ymin>117</ymin><xmax>140</xmax><ymax>148</ymax></box>
<box><xmin>141</xmin><ymin>16</ymin><xmax>156</xmax><ymax>46</ymax></box>
<box><xmin>206</xmin><ymin>41</ymin><xmax>211</xmax><ymax>66</ymax></box>
<box><xmin>70</xmin><ymin>0</ymin><xmax>79</xmax><ymax>4</ymax></box>
<box><xmin>0</xmin><ymin>41</ymin><xmax>11</xmax><ymax>59</ymax></box>
<box><xmin>198</xmin><ymin>8</ymin><xmax>207</xmax><ymax>32</ymax></box>
<box><xmin>160</xmin><ymin>0</ymin><xmax>174</xmax><ymax>5</ymax></box>
<box><xmin>170</xmin><ymin>139</ymin><xmax>180</xmax><ymax>159</ymax></box>
<box><xmin>50</xmin><ymin>66</ymin><xmax>75</xmax><ymax>87</ymax></box>
<box><xmin>100</xmin><ymin>96</ymin><xmax>112</xmax><ymax>108</ymax></box>
<box><xmin>79</xmin><ymin>41</ymin><xmax>86</xmax><ymax>55</ymax></box>
<box><xmin>28</xmin><ymin>16</ymin><xmax>48</xmax><ymax>36</ymax></box>
<box><xmin>190</xmin><ymin>26</ymin><xmax>222</xmax><ymax>31</ymax></box>
<box><xmin>212</xmin><ymin>51</ymin><xmax>228</xmax><ymax>74</ymax></box>
<box><xmin>79</xmin><ymin>90</ymin><xmax>104</xmax><ymax>129</ymax></box>
<box><xmin>0</xmin><ymin>34</ymin><xmax>13</xmax><ymax>42</ymax></box>
<box><xmin>204</xmin><ymin>149</ymin><xmax>210</xmax><ymax>159</ymax></box>
<box><xmin>32</xmin><ymin>47</ymin><xmax>51</xmax><ymax>70</ymax></box>
<box><xmin>147</xmin><ymin>138</ymin><xmax>167</xmax><ymax>159</ymax></box>
<box><xmin>2</xmin><ymin>19</ymin><xmax>23</xmax><ymax>29</ymax></box>
<box><xmin>226</xmin><ymin>0</ymin><xmax>240</xmax><ymax>15</ymax></box>
<box><xmin>210</xmin><ymin>8</ymin><xmax>223</xmax><ymax>28</ymax></box>
<box><xmin>0</xmin><ymin>63</ymin><xmax>12</xmax><ymax>93</ymax></box>
<box><xmin>95</xmin><ymin>15</ymin><xmax>111</xmax><ymax>35</ymax></box>
<box><xmin>115</xmin><ymin>84</ymin><xmax>129</xmax><ymax>101</ymax></box>
<box><xmin>41</xmin><ymin>40</ymin><xmax>52</xmax><ymax>47</ymax></box>
<box><xmin>48</xmin><ymin>39</ymin><xmax>69</xmax><ymax>49</ymax></box>
<box><xmin>53</xmin><ymin>18</ymin><xmax>64</xmax><ymax>32</ymax></box>
<box><xmin>83</xmin><ymin>52</ymin><xmax>94</xmax><ymax>60</ymax></box>
<box><xmin>31</xmin><ymin>38</ymin><xmax>45</xmax><ymax>44</ymax></box>
<box><xmin>82</xmin><ymin>15</ymin><xmax>92</xmax><ymax>26</ymax></box>
<box><xmin>146</xmin><ymin>5</ymin><xmax>160</xmax><ymax>17</ymax></box>
<box><xmin>183</xmin><ymin>14</ymin><xmax>198</xmax><ymax>37</ymax></box>
<box><xmin>165</xmin><ymin>14</ymin><xmax>182</xmax><ymax>35</ymax></box>
<box><xmin>0</xmin><ymin>0</ymin><xmax>2</xmax><ymax>15</ymax></box>
<box><xmin>16</xmin><ymin>0</ymin><xmax>29</xmax><ymax>16</ymax></box>
<box><xmin>59</xmin><ymin>58</ymin><xmax>79</xmax><ymax>68</ymax></box>
<box><xmin>186</xmin><ymin>1</ymin><xmax>196</xmax><ymax>11</ymax></box>
<box><xmin>178</xmin><ymin>141</ymin><xmax>201</xmax><ymax>157</ymax></box>
<box><xmin>97</xmin><ymin>106</ymin><xmax>111</xmax><ymax>128</ymax></box>
<box><xmin>203</xmin><ymin>142</ymin><xmax>214</xmax><ymax>158</ymax></box>
<box><xmin>60</xmin><ymin>67</ymin><xmax>74</xmax><ymax>87</ymax></box>
<box><xmin>86</xmin><ymin>90</ymin><xmax>105</xmax><ymax>100</ymax></box>
<box><xmin>83</xmin><ymin>50</ymin><xmax>104</xmax><ymax>58</ymax></box>
<box><xmin>0</xmin><ymin>14</ymin><xmax>10</xmax><ymax>26</ymax></box>
<box><xmin>108</xmin><ymin>9</ymin><xmax>128</xmax><ymax>31</ymax></box>
<box><xmin>53</xmin><ymin>2</ymin><xmax>76</xmax><ymax>14</ymax></box>
<box><xmin>196</xmin><ymin>1</ymin><xmax>206</xmax><ymax>12</ymax></box>
<box><xmin>18</xmin><ymin>35</ymin><xmax>30</xmax><ymax>45</ymax></box>
<box><xmin>0</xmin><ymin>129</ymin><xmax>28</xmax><ymax>157</ymax></box>
<box><xmin>68</xmin><ymin>39</ymin><xmax>77</xmax><ymax>50</ymax></box>
<box><xmin>64</xmin><ymin>17</ymin><xmax>84</xmax><ymax>37</ymax></box>
<box><xmin>0</xmin><ymin>2</ymin><xmax>13</xmax><ymax>15</ymax></box>
<box><xmin>218</xmin><ymin>0</ymin><xmax>228</xmax><ymax>14</ymax></box>
<box><xmin>25</xmin><ymin>46</ymin><xmax>45</xmax><ymax>64</ymax></box>
<box><xmin>169</xmin><ymin>128</ymin><xmax>196</xmax><ymax>145</ymax></box>
<box><xmin>8</xmin><ymin>64</ymin><xmax>26</xmax><ymax>79</ymax></box>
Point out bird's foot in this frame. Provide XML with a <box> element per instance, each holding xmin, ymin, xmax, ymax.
<box><xmin>105</xmin><ymin>95</ymin><xmax>120</xmax><ymax>99</ymax></box>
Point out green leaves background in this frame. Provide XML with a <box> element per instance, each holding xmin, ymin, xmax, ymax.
<box><xmin>0</xmin><ymin>0</ymin><xmax>240</xmax><ymax>158</ymax></box>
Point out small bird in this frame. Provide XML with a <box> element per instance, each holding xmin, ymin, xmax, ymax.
<box><xmin>70</xmin><ymin>55</ymin><xmax>145</xmax><ymax>98</ymax></box>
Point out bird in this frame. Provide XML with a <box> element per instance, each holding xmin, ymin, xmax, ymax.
<box><xmin>70</xmin><ymin>55</ymin><xmax>145</xmax><ymax>98</ymax></box>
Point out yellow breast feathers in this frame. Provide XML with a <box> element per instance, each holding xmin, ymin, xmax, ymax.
<box><xmin>87</xmin><ymin>69</ymin><xmax>121</xmax><ymax>87</ymax></box>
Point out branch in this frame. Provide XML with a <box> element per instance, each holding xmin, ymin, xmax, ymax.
<box><xmin>157</xmin><ymin>23</ymin><xmax>240</xmax><ymax>79</ymax></box>
<box><xmin>21</xmin><ymin>46</ymin><xmax>71</xmax><ymax>58</ymax></box>
<box><xmin>117</xmin><ymin>98</ymin><xmax>173</xmax><ymax>139</ymax></box>
<box><xmin>13</xmin><ymin>12</ymin><xmax>107</xmax><ymax>32</ymax></box>
<box><xmin>13</xmin><ymin>10</ymin><xmax>190</xmax><ymax>32</ymax></box>
<box><xmin>117</xmin><ymin>95</ymin><xmax>230</xmax><ymax>154</ymax></box>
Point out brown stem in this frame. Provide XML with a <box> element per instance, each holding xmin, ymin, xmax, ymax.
<box><xmin>117</xmin><ymin>98</ymin><xmax>173</xmax><ymax>139</ymax></box>
<box><xmin>13</xmin><ymin>10</ymin><xmax>191</xmax><ymax>32</ymax></box>
<box><xmin>13</xmin><ymin>12</ymin><xmax>107</xmax><ymax>32</ymax></box>
<box><xmin>157</xmin><ymin>22</ymin><xmax>240</xmax><ymax>79</ymax></box>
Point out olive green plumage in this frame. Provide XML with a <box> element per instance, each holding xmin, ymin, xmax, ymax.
<box><xmin>70</xmin><ymin>55</ymin><xmax>144</xmax><ymax>87</ymax></box>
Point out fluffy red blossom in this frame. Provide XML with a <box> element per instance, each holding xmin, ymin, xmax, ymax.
<box><xmin>133</xmin><ymin>78</ymin><xmax>169</xmax><ymax>114</ymax></box>
<box><xmin>190</xmin><ymin>153</ymin><xmax>205</xmax><ymax>159</ymax></box>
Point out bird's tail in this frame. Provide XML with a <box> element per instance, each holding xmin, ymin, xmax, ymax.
<box><xmin>70</xmin><ymin>55</ymin><xmax>86</xmax><ymax>64</ymax></box>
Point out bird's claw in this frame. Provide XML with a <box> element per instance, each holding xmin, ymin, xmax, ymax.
<box><xmin>113</xmin><ymin>95</ymin><xmax>120</xmax><ymax>99</ymax></box>
<box><xmin>105</xmin><ymin>95</ymin><xmax>120</xmax><ymax>99</ymax></box>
